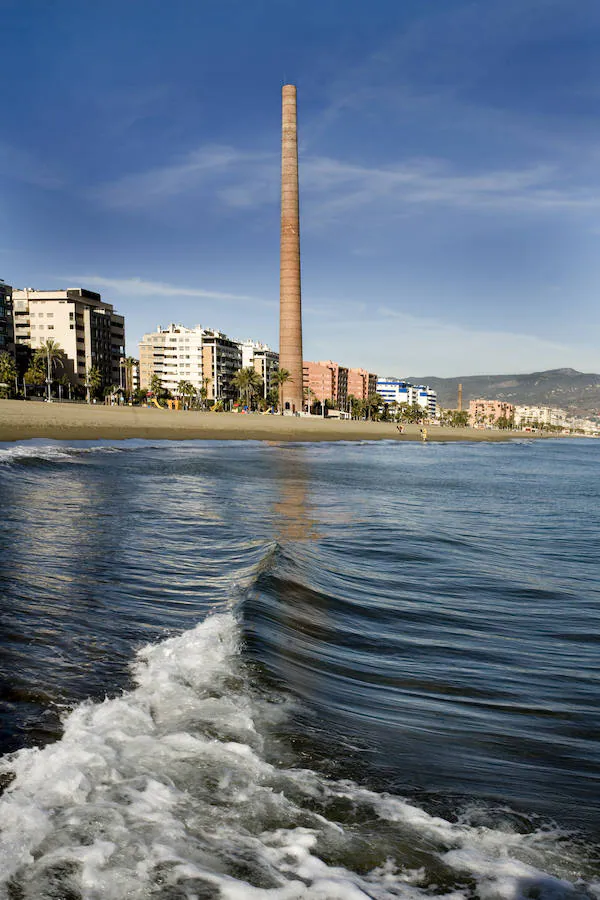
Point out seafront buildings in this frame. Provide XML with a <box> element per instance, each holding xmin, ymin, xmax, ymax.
<box><xmin>241</xmin><ymin>340</ymin><xmax>279</xmax><ymax>399</ymax></box>
<box><xmin>377</xmin><ymin>378</ymin><xmax>438</xmax><ymax>417</ymax></box>
<box><xmin>12</xmin><ymin>288</ymin><xmax>125</xmax><ymax>389</ymax></box>
<box><xmin>303</xmin><ymin>361</ymin><xmax>377</xmax><ymax>409</ymax></box>
<box><xmin>514</xmin><ymin>405</ymin><xmax>567</xmax><ymax>429</ymax></box>
<box><xmin>139</xmin><ymin>324</ymin><xmax>269</xmax><ymax>402</ymax></box>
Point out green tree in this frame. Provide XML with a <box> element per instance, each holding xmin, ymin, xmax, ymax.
<box><xmin>85</xmin><ymin>366</ymin><xmax>102</xmax><ymax>403</ymax></box>
<box><xmin>365</xmin><ymin>393</ymin><xmax>384</xmax><ymax>421</ymax></box>
<box><xmin>121</xmin><ymin>356</ymin><xmax>137</xmax><ymax>398</ymax></box>
<box><xmin>177</xmin><ymin>379</ymin><xmax>196</xmax><ymax>408</ymax></box>
<box><xmin>273</xmin><ymin>368</ymin><xmax>292</xmax><ymax>414</ymax></box>
<box><xmin>150</xmin><ymin>374</ymin><xmax>163</xmax><ymax>398</ymax></box>
<box><xmin>34</xmin><ymin>340</ymin><xmax>66</xmax><ymax>400</ymax></box>
<box><xmin>231</xmin><ymin>367</ymin><xmax>263</xmax><ymax>408</ymax></box>
<box><xmin>0</xmin><ymin>351</ymin><xmax>16</xmax><ymax>398</ymax></box>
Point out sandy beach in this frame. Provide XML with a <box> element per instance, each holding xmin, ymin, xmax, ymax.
<box><xmin>0</xmin><ymin>399</ymin><xmax>547</xmax><ymax>443</ymax></box>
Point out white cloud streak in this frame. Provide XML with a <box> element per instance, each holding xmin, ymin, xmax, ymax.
<box><xmin>303</xmin><ymin>301</ymin><xmax>592</xmax><ymax>377</ymax></box>
<box><xmin>62</xmin><ymin>275</ymin><xmax>257</xmax><ymax>302</ymax></box>
<box><xmin>89</xmin><ymin>141</ymin><xmax>600</xmax><ymax>223</ymax></box>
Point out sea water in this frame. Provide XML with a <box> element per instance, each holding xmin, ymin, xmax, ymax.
<box><xmin>0</xmin><ymin>438</ymin><xmax>598</xmax><ymax>898</ymax></box>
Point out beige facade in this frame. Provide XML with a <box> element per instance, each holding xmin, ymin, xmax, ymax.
<box><xmin>139</xmin><ymin>324</ymin><xmax>206</xmax><ymax>393</ymax></box>
<box><xmin>12</xmin><ymin>288</ymin><xmax>125</xmax><ymax>388</ymax></box>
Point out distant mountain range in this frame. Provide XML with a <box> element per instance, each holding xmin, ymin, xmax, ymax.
<box><xmin>405</xmin><ymin>368</ymin><xmax>600</xmax><ymax>416</ymax></box>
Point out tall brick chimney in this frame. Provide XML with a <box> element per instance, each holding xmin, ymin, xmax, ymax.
<box><xmin>279</xmin><ymin>84</ymin><xmax>303</xmax><ymax>413</ymax></box>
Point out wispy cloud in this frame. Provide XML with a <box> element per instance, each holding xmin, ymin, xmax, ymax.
<box><xmin>305</xmin><ymin>301</ymin><xmax>587</xmax><ymax>377</ymax></box>
<box><xmin>88</xmin><ymin>138</ymin><xmax>600</xmax><ymax>224</ymax></box>
<box><xmin>90</xmin><ymin>145</ymin><xmax>274</xmax><ymax>210</ymax></box>
<box><xmin>61</xmin><ymin>274</ymin><xmax>257</xmax><ymax>302</ymax></box>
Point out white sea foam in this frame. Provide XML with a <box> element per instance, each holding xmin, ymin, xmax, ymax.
<box><xmin>0</xmin><ymin>612</ymin><xmax>596</xmax><ymax>899</ymax></box>
<box><xmin>0</xmin><ymin>440</ymin><xmax>129</xmax><ymax>468</ymax></box>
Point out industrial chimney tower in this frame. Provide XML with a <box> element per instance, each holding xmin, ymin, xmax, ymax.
<box><xmin>279</xmin><ymin>84</ymin><xmax>304</xmax><ymax>413</ymax></box>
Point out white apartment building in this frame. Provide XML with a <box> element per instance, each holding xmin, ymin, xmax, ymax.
<box><xmin>12</xmin><ymin>288</ymin><xmax>125</xmax><ymax>388</ymax></box>
<box><xmin>376</xmin><ymin>378</ymin><xmax>437</xmax><ymax>417</ymax></box>
<box><xmin>240</xmin><ymin>339</ymin><xmax>279</xmax><ymax>398</ymax></box>
<box><xmin>139</xmin><ymin>324</ymin><xmax>249</xmax><ymax>402</ymax></box>
<box><xmin>139</xmin><ymin>324</ymin><xmax>206</xmax><ymax>394</ymax></box>
<box><xmin>514</xmin><ymin>405</ymin><xmax>567</xmax><ymax>428</ymax></box>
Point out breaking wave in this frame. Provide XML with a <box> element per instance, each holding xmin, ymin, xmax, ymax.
<box><xmin>1</xmin><ymin>611</ymin><xmax>597</xmax><ymax>900</ymax></box>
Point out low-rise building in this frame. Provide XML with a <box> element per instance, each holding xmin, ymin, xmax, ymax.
<box><xmin>12</xmin><ymin>288</ymin><xmax>125</xmax><ymax>389</ymax></box>
<box><xmin>469</xmin><ymin>398</ymin><xmax>515</xmax><ymax>426</ymax></box>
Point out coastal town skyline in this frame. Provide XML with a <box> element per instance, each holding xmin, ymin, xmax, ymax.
<box><xmin>3</xmin><ymin>1</ymin><xmax>600</xmax><ymax>376</ymax></box>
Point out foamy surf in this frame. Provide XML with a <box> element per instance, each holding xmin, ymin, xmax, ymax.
<box><xmin>0</xmin><ymin>612</ymin><xmax>596</xmax><ymax>899</ymax></box>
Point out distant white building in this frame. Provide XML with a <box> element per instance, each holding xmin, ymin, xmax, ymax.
<box><xmin>377</xmin><ymin>378</ymin><xmax>437</xmax><ymax>417</ymax></box>
<box><xmin>514</xmin><ymin>405</ymin><xmax>567</xmax><ymax>428</ymax></box>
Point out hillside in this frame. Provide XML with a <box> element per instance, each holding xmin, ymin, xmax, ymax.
<box><xmin>406</xmin><ymin>368</ymin><xmax>600</xmax><ymax>416</ymax></box>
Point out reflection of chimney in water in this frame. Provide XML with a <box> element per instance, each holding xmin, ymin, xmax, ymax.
<box><xmin>279</xmin><ymin>85</ymin><xmax>304</xmax><ymax>414</ymax></box>
<box><xmin>457</xmin><ymin>383</ymin><xmax>463</xmax><ymax>412</ymax></box>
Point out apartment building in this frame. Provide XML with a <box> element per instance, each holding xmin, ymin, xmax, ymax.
<box><xmin>303</xmin><ymin>361</ymin><xmax>336</xmax><ymax>405</ymax></box>
<box><xmin>347</xmin><ymin>367</ymin><xmax>377</xmax><ymax>402</ymax></box>
<box><xmin>139</xmin><ymin>324</ymin><xmax>206</xmax><ymax>394</ymax></box>
<box><xmin>12</xmin><ymin>288</ymin><xmax>125</xmax><ymax>388</ymax></box>
<box><xmin>469</xmin><ymin>398</ymin><xmax>515</xmax><ymax>425</ymax></box>
<box><xmin>240</xmin><ymin>340</ymin><xmax>279</xmax><ymax>398</ymax></box>
<box><xmin>514</xmin><ymin>405</ymin><xmax>567</xmax><ymax>428</ymax></box>
<box><xmin>377</xmin><ymin>378</ymin><xmax>438</xmax><ymax>417</ymax></box>
<box><xmin>202</xmin><ymin>331</ymin><xmax>242</xmax><ymax>401</ymax></box>
<box><xmin>0</xmin><ymin>280</ymin><xmax>14</xmax><ymax>358</ymax></box>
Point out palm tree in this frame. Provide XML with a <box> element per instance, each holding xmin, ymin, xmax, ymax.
<box><xmin>121</xmin><ymin>356</ymin><xmax>137</xmax><ymax>398</ymax></box>
<box><xmin>304</xmin><ymin>385</ymin><xmax>315</xmax><ymax>414</ymax></box>
<box><xmin>85</xmin><ymin>366</ymin><xmax>102</xmax><ymax>404</ymax></box>
<box><xmin>199</xmin><ymin>376</ymin><xmax>211</xmax><ymax>410</ymax></box>
<box><xmin>150</xmin><ymin>374</ymin><xmax>162</xmax><ymax>398</ymax></box>
<box><xmin>231</xmin><ymin>367</ymin><xmax>263</xmax><ymax>408</ymax></box>
<box><xmin>273</xmin><ymin>368</ymin><xmax>292</xmax><ymax>415</ymax></box>
<box><xmin>34</xmin><ymin>340</ymin><xmax>66</xmax><ymax>401</ymax></box>
<box><xmin>177</xmin><ymin>379</ymin><xmax>196</xmax><ymax>408</ymax></box>
<box><xmin>0</xmin><ymin>351</ymin><xmax>16</xmax><ymax>398</ymax></box>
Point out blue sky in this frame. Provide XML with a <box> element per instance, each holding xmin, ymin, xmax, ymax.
<box><xmin>2</xmin><ymin>0</ymin><xmax>600</xmax><ymax>376</ymax></box>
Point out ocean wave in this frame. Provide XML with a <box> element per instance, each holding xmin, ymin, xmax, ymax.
<box><xmin>0</xmin><ymin>441</ymin><xmax>130</xmax><ymax>470</ymax></box>
<box><xmin>0</xmin><ymin>612</ymin><xmax>596</xmax><ymax>900</ymax></box>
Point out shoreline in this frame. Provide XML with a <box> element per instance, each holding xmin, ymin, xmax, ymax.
<box><xmin>0</xmin><ymin>399</ymin><xmax>559</xmax><ymax>444</ymax></box>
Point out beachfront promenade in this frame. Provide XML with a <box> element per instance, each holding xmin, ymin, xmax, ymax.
<box><xmin>0</xmin><ymin>400</ymin><xmax>543</xmax><ymax>443</ymax></box>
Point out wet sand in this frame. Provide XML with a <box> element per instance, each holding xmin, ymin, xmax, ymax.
<box><xmin>0</xmin><ymin>399</ymin><xmax>548</xmax><ymax>443</ymax></box>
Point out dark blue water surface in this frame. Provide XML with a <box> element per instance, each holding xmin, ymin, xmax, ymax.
<box><xmin>0</xmin><ymin>438</ymin><xmax>598</xmax><ymax>899</ymax></box>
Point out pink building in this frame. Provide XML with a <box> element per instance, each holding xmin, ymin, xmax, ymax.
<box><xmin>303</xmin><ymin>361</ymin><xmax>336</xmax><ymax>405</ymax></box>
<box><xmin>347</xmin><ymin>367</ymin><xmax>377</xmax><ymax>401</ymax></box>
<box><xmin>469</xmin><ymin>399</ymin><xmax>515</xmax><ymax>426</ymax></box>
